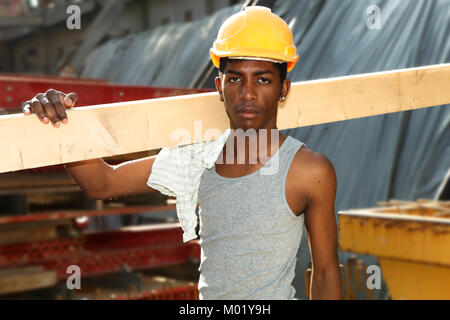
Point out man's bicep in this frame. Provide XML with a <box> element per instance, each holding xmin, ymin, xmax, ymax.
<box><xmin>106</xmin><ymin>155</ymin><xmax>158</xmax><ymax>198</ymax></box>
<box><xmin>304</xmin><ymin>155</ymin><xmax>338</xmax><ymax>273</ymax></box>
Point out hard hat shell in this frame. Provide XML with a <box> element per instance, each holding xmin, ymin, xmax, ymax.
<box><xmin>210</xmin><ymin>6</ymin><xmax>299</xmax><ymax>72</ymax></box>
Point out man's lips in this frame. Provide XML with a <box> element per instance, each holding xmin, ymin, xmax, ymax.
<box><xmin>240</xmin><ymin>112</ymin><xmax>257</xmax><ymax>117</ymax></box>
<box><xmin>237</xmin><ymin>106</ymin><xmax>259</xmax><ymax>114</ymax></box>
<box><xmin>238</xmin><ymin>109</ymin><xmax>259</xmax><ymax>119</ymax></box>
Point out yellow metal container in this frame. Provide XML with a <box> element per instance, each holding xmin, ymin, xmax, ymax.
<box><xmin>338</xmin><ymin>199</ymin><xmax>450</xmax><ymax>299</ymax></box>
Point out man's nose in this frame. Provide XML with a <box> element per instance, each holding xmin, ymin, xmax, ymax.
<box><xmin>240</xmin><ymin>79</ymin><xmax>257</xmax><ymax>101</ymax></box>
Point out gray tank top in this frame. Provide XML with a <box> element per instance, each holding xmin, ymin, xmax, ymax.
<box><xmin>197</xmin><ymin>135</ymin><xmax>306</xmax><ymax>300</ymax></box>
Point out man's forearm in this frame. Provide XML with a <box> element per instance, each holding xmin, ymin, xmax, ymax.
<box><xmin>310</xmin><ymin>268</ymin><xmax>343</xmax><ymax>300</ymax></box>
<box><xmin>64</xmin><ymin>159</ymin><xmax>112</xmax><ymax>199</ymax></box>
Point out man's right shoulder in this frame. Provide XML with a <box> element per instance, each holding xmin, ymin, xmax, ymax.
<box><xmin>291</xmin><ymin>144</ymin><xmax>337</xmax><ymax>186</ymax></box>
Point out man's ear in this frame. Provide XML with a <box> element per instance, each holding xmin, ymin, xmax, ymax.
<box><xmin>215</xmin><ymin>76</ymin><xmax>224</xmax><ymax>101</ymax></box>
<box><xmin>280</xmin><ymin>79</ymin><xmax>291</xmax><ymax>102</ymax></box>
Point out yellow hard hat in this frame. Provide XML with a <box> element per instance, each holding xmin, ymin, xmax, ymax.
<box><xmin>210</xmin><ymin>6</ymin><xmax>299</xmax><ymax>72</ymax></box>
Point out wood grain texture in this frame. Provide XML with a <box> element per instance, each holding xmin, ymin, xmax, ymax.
<box><xmin>0</xmin><ymin>266</ymin><xmax>57</xmax><ymax>295</ymax></box>
<box><xmin>1</xmin><ymin>63</ymin><xmax>449</xmax><ymax>173</ymax></box>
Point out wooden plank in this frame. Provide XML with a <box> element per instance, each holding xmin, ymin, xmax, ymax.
<box><xmin>0</xmin><ymin>266</ymin><xmax>57</xmax><ymax>295</ymax></box>
<box><xmin>0</xmin><ymin>266</ymin><xmax>47</xmax><ymax>278</ymax></box>
<box><xmin>278</xmin><ymin>63</ymin><xmax>450</xmax><ymax>128</ymax></box>
<box><xmin>1</xmin><ymin>63</ymin><xmax>449</xmax><ymax>173</ymax></box>
<box><xmin>0</xmin><ymin>222</ymin><xmax>58</xmax><ymax>245</ymax></box>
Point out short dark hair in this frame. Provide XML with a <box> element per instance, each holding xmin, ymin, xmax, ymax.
<box><xmin>218</xmin><ymin>57</ymin><xmax>287</xmax><ymax>84</ymax></box>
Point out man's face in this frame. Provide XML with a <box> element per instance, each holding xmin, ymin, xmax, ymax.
<box><xmin>215</xmin><ymin>59</ymin><xmax>290</xmax><ymax>131</ymax></box>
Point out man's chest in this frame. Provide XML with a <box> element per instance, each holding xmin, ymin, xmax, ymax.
<box><xmin>213</xmin><ymin>161</ymin><xmax>308</xmax><ymax>217</ymax></box>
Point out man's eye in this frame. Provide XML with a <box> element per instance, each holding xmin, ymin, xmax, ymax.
<box><xmin>258</xmin><ymin>78</ymin><xmax>270</xmax><ymax>84</ymax></box>
<box><xmin>229</xmin><ymin>77</ymin><xmax>240</xmax><ymax>83</ymax></box>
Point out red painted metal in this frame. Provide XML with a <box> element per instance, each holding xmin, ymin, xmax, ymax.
<box><xmin>0</xmin><ymin>204</ymin><xmax>177</xmax><ymax>225</ymax></box>
<box><xmin>0</xmin><ymin>74</ymin><xmax>213</xmax><ymax>110</ymax></box>
<box><xmin>0</xmin><ymin>223</ymin><xmax>200</xmax><ymax>280</ymax></box>
<box><xmin>110</xmin><ymin>284</ymin><xmax>199</xmax><ymax>300</ymax></box>
<box><xmin>0</xmin><ymin>73</ymin><xmax>107</xmax><ymax>83</ymax></box>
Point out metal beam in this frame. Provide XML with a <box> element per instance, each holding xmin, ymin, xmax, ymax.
<box><xmin>0</xmin><ymin>204</ymin><xmax>177</xmax><ymax>225</ymax></box>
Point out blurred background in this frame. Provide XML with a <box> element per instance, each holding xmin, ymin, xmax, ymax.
<box><xmin>0</xmin><ymin>0</ymin><xmax>449</xmax><ymax>300</ymax></box>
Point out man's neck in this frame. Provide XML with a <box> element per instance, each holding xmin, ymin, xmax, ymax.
<box><xmin>223</xmin><ymin>127</ymin><xmax>286</xmax><ymax>165</ymax></box>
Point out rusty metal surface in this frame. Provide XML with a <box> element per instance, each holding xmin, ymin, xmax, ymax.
<box><xmin>339</xmin><ymin>199</ymin><xmax>450</xmax><ymax>299</ymax></box>
<box><xmin>339</xmin><ymin>199</ymin><xmax>450</xmax><ymax>266</ymax></box>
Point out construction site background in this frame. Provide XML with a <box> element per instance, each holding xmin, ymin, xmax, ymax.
<box><xmin>0</xmin><ymin>0</ymin><xmax>449</xmax><ymax>300</ymax></box>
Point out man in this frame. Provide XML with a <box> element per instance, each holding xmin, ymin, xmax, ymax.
<box><xmin>23</xmin><ymin>6</ymin><xmax>342</xmax><ymax>300</ymax></box>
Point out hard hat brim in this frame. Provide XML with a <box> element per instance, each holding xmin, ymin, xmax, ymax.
<box><xmin>210</xmin><ymin>48</ymin><xmax>299</xmax><ymax>72</ymax></box>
